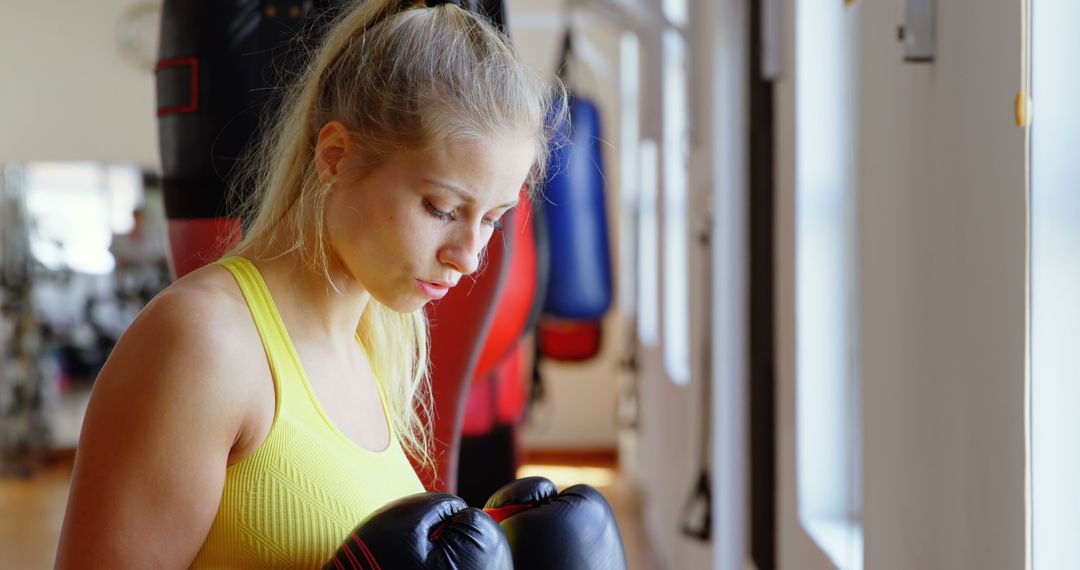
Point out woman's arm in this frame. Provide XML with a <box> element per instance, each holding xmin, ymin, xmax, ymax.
<box><xmin>55</xmin><ymin>285</ymin><xmax>255</xmax><ymax>569</ymax></box>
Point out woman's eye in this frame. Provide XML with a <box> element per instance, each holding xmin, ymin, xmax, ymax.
<box><xmin>425</xmin><ymin>202</ymin><xmax>455</xmax><ymax>222</ymax></box>
<box><xmin>427</xmin><ymin>200</ymin><xmax>504</xmax><ymax>231</ymax></box>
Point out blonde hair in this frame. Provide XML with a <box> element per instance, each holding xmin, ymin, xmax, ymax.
<box><xmin>225</xmin><ymin>0</ymin><xmax>564</xmax><ymax>474</ymax></box>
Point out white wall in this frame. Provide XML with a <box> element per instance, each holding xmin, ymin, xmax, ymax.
<box><xmin>0</xmin><ymin>1</ymin><xmax>159</xmax><ymax>167</ymax></box>
<box><xmin>778</xmin><ymin>0</ymin><xmax>1026</xmax><ymax>568</ymax></box>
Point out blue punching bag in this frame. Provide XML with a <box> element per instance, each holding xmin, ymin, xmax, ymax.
<box><xmin>540</xmin><ymin>95</ymin><xmax>613</xmax><ymax>320</ymax></box>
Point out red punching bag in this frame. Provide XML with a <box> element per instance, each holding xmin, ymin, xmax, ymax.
<box><xmin>418</xmin><ymin>0</ymin><xmax>521</xmax><ymax>493</ymax></box>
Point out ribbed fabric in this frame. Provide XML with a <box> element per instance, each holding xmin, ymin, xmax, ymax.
<box><xmin>190</xmin><ymin>256</ymin><xmax>424</xmax><ymax>569</ymax></box>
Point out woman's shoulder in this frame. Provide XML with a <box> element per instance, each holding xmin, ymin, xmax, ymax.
<box><xmin>152</xmin><ymin>260</ymin><xmax>248</xmax><ymax>324</ymax></box>
<box><xmin>56</xmin><ymin>263</ymin><xmax>266</xmax><ymax>567</ymax></box>
<box><xmin>133</xmin><ymin>261</ymin><xmax>256</xmax><ymax>345</ymax></box>
<box><xmin>108</xmin><ymin>261</ymin><xmax>266</xmax><ymax>408</ymax></box>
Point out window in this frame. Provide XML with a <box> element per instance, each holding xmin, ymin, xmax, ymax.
<box><xmin>1030</xmin><ymin>2</ymin><xmax>1080</xmax><ymax>568</ymax></box>
<box><xmin>619</xmin><ymin>32</ymin><xmax>641</xmax><ymax>320</ymax></box>
<box><xmin>4</xmin><ymin>162</ymin><xmax>142</xmax><ymax>275</ymax></box>
<box><xmin>661</xmin><ymin>29</ymin><xmax>690</xmax><ymax>386</ymax></box>
<box><xmin>662</xmin><ymin>0</ymin><xmax>688</xmax><ymax>28</ymax></box>
<box><xmin>795</xmin><ymin>0</ymin><xmax>862</xmax><ymax>568</ymax></box>
<box><xmin>637</xmin><ymin>139</ymin><xmax>660</xmax><ymax>347</ymax></box>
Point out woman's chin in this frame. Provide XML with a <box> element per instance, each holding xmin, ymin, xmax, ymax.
<box><xmin>372</xmin><ymin>293</ymin><xmax>430</xmax><ymax>314</ymax></box>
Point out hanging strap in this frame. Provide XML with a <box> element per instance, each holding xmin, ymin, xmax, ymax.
<box><xmin>556</xmin><ymin>27</ymin><xmax>573</xmax><ymax>82</ymax></box>
<box><xmin>680</xmin><ymin>228</ymin><xmax>714</xmax><ymax>542</ymax></box>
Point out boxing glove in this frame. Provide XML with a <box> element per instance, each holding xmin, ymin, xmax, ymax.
<box><xmin>325</xmin><ymin>493</ymin><xmax>512</xmax><ymax>570</ymax></box>
<box><xmin>483</xmin><ymin>477</ymin><xmax>628</xmax><ymax>570</ymax></box>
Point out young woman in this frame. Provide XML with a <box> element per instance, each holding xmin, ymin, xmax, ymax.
<box><xmin>55</xmin><ymin>0</ymin><xmax>560</xmax><ymax>567</ymax></box>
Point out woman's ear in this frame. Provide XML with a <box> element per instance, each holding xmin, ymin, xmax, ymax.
<box><xmin>315</xmin><ymin>121</ymin><xmax>354</xmax><ymax>185</ymax></box>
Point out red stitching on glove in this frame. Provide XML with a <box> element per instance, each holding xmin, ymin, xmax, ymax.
<box><xmin>483</xmin><ymin>503</ymin><xmax>538</xmax><ymax>523</ymax></box>
<box><xmin>341</xmin><ymin>534</ymin><xmax>363</xmax><ymax>568</ymax></box>
<box><xmin>353</xmin><ymin>534</ymin><xmax>381</xmax><ymax>570</ymax></box>
<box><xmin>429</xmin><ymin>521</ymin><xmax>448</xmax><ymax>541</ymax></box>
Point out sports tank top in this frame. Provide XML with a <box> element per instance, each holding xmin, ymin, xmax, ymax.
<box><xmin>190</xmin><ymin>256</ymin><xmax>425</xmax><ymax>569</ymax></box>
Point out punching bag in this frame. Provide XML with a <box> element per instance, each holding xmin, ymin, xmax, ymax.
<box><xmin>540</xmin><ymin>96</ymin><xmax>613</xmax><ymax>321</ymax></box>
<box><xmin>471</xmin><ymin>192</ymin><xmax>537</xmax><ymax>381</ymax></box>
<box><xmin>156</xmin><ymin>0</ymin><xmax>336</xmax><ymax>277</ymax></box>
<box><xmin>536</xmin><ymin>92</ymin><xmax>613</xmax><ymax>362</ymax></box>
<box><xmin>456</xmin><ymin>197</ymin><xmax>538</xmax><ymax>506</ymax></box>
<box><xmin>418</xmin><ymin>0</ymin><xmax>518</xmax><ymax>493</ymax></box>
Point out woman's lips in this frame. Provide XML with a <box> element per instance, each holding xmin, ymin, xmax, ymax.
<box><xmin>416</xmin><ymin>279</ymin><xmax>450</xmax><ymax>300</ymax></box>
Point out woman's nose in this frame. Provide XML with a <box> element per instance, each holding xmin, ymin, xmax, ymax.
<box><xmin>437</xmin><ymin>225</ymin><xmax>486</xmax><ymax>275</ymax></box>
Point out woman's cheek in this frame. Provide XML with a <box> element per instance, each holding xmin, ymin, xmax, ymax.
<box><xmin>400</xmin><ymin>210</ymin><xmax>441</xmax><ymax>255</ymax></box>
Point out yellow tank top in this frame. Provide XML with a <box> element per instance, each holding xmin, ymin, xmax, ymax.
<box><xmin>190</xmin><ymin>256</ymin><xmax>425</xmax><ymax>569</ymax></box>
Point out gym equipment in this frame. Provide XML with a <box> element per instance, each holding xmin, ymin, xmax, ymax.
<box><xmin>539</xmin><ymin>77</ymin><xmax>613</xmax><ymax>323</ymax></box>
<box><xmin>156</xmin><ymin>0</ymin><xmax>337</xmax><ymax>277</ymax></box>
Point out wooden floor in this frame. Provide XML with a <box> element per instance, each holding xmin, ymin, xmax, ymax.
<box><xmin>0</xmin><ymin>450</ymin><xmax>660</xmax><ymax>569</ymax></box>
<box><xmin>0</xmin><ymin>454</ymin><xmax>73</xmax><ymax>569</ymax></box>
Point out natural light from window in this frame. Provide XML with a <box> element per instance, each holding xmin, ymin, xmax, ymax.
<box><xmin>5</xmin><ymin>162</ymin><xmax>141</xmax><ymax>276</ymax></box>
<box><xmin>661</xmin><ymin>29</ymin><xmax>690</xmax><ymax>386</ymax></box>
<box><xmin>619</xmin><ymin>32</ymin><xmax>641</xmax><ymax>320</ymax></box>
<box><xmin>637</xmin><ymin>138</ymin><xmax>660</xmax><ymax>348</ymax></box>
<box><xmin>795</xmin><ymin>1</ymin><xmax>862</xmax><ymax>568</ymax></box>
<box><xmin>1030</xmin><ymin>2</ymin><xmax>1080</xmax><ymax>568</ymax></box>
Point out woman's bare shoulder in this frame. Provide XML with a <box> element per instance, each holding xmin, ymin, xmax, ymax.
<box><xmin>88</xmin><ymin>261</ymin><xmax>263</xmax><ymax>435</ymax></box>
<box><xmin>120</xmin><ymin>262</ymin><xmax>268</xmax><ymax>402</ymax></box>
<box><xmin>54</xmin><ymin>263</ymin><xmax>266</xmax><ymax>567</ymax></box>
<box><xmin>146</xmin><ymin>262</ymin><xmax>249</xmax><ymax>333</ymax></box>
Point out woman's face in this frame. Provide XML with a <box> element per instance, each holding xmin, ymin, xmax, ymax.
<box><xmin>322</xmin><ymin>131</ymin><xmax>534</xmax><ymax>313</ymax></box>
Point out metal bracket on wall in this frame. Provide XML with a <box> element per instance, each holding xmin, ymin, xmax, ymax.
<box><xmin>899</xmin><ymin>0</ymin><xmax>936</xmax><ymax>63</ymax></box>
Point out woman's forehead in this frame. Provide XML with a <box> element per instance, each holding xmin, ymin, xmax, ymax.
<box><xmin>396</xmin><ymin>137</ymin><xmax>533</xmax><ymax>201</ymax></box>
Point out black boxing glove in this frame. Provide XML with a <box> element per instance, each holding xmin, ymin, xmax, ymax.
<box><xmin>483</xmin><ymin>477</ymin><xmax>628</xmax><ymax>570</ymax></box>
<box><xmin>324</xmin><ymin>493</ymin><xmax>512</xmax><ymax>570</ymax></box>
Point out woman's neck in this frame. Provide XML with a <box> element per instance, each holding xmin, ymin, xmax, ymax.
<box><xmin>246</xmin><ymin>245</ymin><xmax>372</xmax><ymax>349</ymax></box>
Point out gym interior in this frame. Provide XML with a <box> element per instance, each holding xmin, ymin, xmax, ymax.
<box><xmin>1</xmin><ymin>0</ymin><xmax>1077</xmax><ymax>568</ymax></box>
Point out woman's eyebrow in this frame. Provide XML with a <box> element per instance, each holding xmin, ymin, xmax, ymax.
<box><xmin>423</xmin><ymin>178</ymin><xmax>518</xmax><ymax>209</ymax></box>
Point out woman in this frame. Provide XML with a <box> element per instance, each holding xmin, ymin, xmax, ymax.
<box><xmin>55</xmin><ymin>0</ymin><xmax>560</xmax><ymax>567</ymax></box>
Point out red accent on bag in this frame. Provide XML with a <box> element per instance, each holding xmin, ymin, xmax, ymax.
<box><xmin>538</xmin><ymin>319</ymin><xmax>602</xmax><ymax>361</ymax></box>
<box><xmin>155</xmin><ymin>57</ymin><xmax>199</xmax><ymax>116</ymax></box>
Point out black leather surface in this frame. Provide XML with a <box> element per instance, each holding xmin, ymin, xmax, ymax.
<box><xmin>485</xmin><ymin>477</ymin><xmax>629</xmax><ymax>570</ymax></box>
<box><xmin>156</xmin><ymin>0</ymin><xmax>338</xmax><ymax>219</ymax></box>
<box><xmin>325</xmin><ymin>493</ymin><xmax>513</xmax><ymax>570</ymax></box>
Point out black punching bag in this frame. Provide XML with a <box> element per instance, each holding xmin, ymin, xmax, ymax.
<box><xmin>155</xmin><ymin>0</ymin><xmax>337</xmax><ymax>277</ymax></box>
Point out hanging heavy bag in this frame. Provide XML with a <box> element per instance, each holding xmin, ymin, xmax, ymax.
<box><xmin>454</xmin><ymin>195</ymin><xmax>535</xmax><ymax>506</ymax></box>
<box><xmin>536</xmin><ymin>31</ymin><xmax>613</xmax><ymax>362</ymax></box>
<box><xmin>540</xmin><ymin>95</ymin><xmax>613</xmax><ymax>321</ymax></box>
<box><xmin>420</xmin><ymin>0</ymin><xmax>524</xmax><ymax>493</ymax></box>
<box><xmin>156</xmin><ymin>0</ymin><xmax>339</xmax><ymax>277</ymax></box>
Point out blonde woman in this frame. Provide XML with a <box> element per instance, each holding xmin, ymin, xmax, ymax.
<box><xmin>55</xmin><ymin>0</ymin><xmax>559</xmax><ymax>567</ymax></box>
